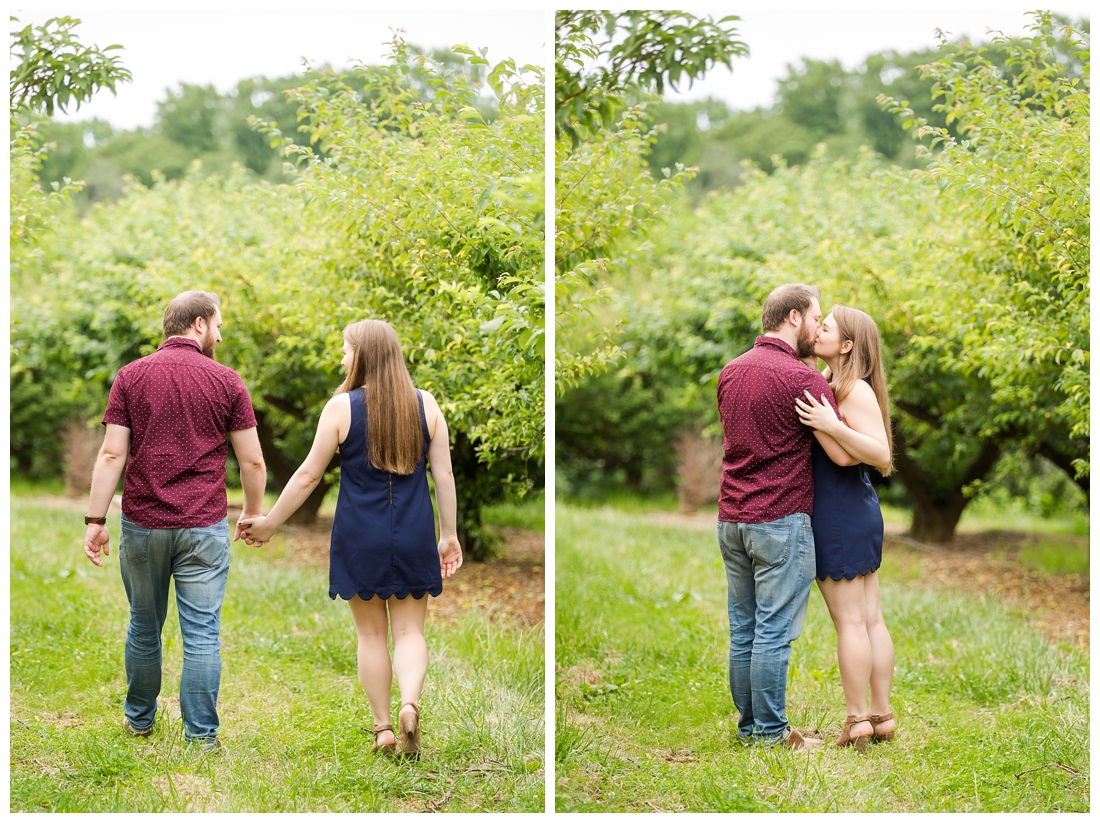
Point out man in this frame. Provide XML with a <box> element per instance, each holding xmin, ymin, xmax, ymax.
<box><xmin>715</xmin><ymin>283</ymin><xmax>839</xmax><ymax>750</ymax></box>
<box><xmin>82</xmin><ymin>291</ymin><xmax>266</xmax><ymax>751</ymax></box>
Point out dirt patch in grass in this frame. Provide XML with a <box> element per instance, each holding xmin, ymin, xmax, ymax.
<box><xmin>35</xmin><ymin>711</ymin><xmax>82</xmax><ymax>729</ymax></box>
<box><xmin>885</xmin><ymin>532</ymin><xmax>1089</xmax><ymax>651</ymax></box>
<box><xmin>639</xmin><ymin>510</ymin><xmax>1089</xmax><ymax>651</ymax></box>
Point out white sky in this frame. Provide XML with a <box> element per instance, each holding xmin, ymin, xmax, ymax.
<box><xmin>12</xmin><ymin>6</ymin><xmax>548</xmax><ymax>130</ymax></box>
<box><xmin>10</xmin><ymin>6</ymin><xmax>1090</xmax><ymax>129</ymax></box>
<box><xmin>663</xmin><ymin>7</ymin><xmax>1090</xmax><ymax>110</ymax></box>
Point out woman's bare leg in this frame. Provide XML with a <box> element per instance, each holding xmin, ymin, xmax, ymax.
<box><xmin>388</xmin><ymin>595</ymin><xmax>429</xmax><ymax>718</ymax></box>
<box><xmin>818</xmin><ymin>576</ymin><xmax>874</xmax><ymax>740</ymax></box>
<box><xmin>862</xmin><ymin>571</ymin><xmax>896</xmax><ymax>735</ymax></box>
<box><xmin>347</xmin><ymin>595</ymin><xmax>395</xmax><ymax>746</ymax></box>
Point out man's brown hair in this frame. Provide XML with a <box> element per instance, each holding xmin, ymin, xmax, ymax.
<box><xmin>163</xmin><ymin>291</ymin><xmax>220</xmax><ymax>337</ymax></box>
<box><xmin>761</xmin><ymin>284</ymin><xmax>821</xmax><ymax>332</ymax></box>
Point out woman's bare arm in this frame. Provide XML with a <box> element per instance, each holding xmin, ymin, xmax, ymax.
<box><xmin>797</xmin><ymin>381</ymin><xmax>891</xmax><ymax>472</ymax></box>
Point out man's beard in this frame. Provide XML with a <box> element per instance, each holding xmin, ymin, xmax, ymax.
<box><xmin>796</xmin><ymin>320</ymin><xmax>816</xmax><ymax>358</ymax></box>
<box><xmin>201</xmin><ymin>328</ymin><xmax>217</xmax><ymax>358</ymax></box>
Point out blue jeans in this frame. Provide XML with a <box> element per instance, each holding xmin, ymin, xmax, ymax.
<box><xmin>118</xmin><ymin>514</ymin><xmax>230</xmax><ymax>742</ymax></box>
<box><xmin>717</xmin><ymin>513</ymin><xmax>816</xmax><ymax>744</ymax></box>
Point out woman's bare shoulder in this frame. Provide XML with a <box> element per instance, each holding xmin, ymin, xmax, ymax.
<box><xmin>839</xmin><ymin>379</ymin><xmax>880</xmax><ymax>413</ymax></box>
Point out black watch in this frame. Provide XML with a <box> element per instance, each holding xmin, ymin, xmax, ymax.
<box><xmin>85</xmin><ymin>515</ymin><xmax>107</xmax><ymax>525</ymax></box>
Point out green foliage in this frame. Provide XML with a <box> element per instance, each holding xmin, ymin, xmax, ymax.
<box><xmin>555</xmin><ymin>107</ymin><xmax>692</xmax><ymax>391</ymax></box>
<box><xmin>555</xmin><ymin>10</ymin><xmax>747</xmax><ymax>147</ymax></box>
<box><xmin>886</xmin><ymin>11</ymin><xmax>1090</xmax><ymax>474</ymax></box>
<box><xmin>11</xmin><ymin>39</ymin><xmax>544</xmax><ymax>559</ymax></box>
<box><xmin>30</xmin><ymin>47</ymin><xmax>493</xmax><ymax>210</ymax></box>
<box><xmin>9</xmin><ymin>15</ymin><xmax>131</xmax><ymax>116</ymax></box>
<box><xmin>644</xmin><ymin>17</ymin><xmax>1091</xmax><ymax>196</ymax></box>
<box><xmin>270</xmin><ymin>38</ymin><xmax>544</xmax><ymax>468</ymax></box>
<box><xmin>560</xmin><ymin>16</ymin><xmax>1089</xmax><ymax>540</ymax></box>
<box><xmin>555</xmin><ymin>10</ymin><xmax>744</xmax><ymax>391</ymax></box>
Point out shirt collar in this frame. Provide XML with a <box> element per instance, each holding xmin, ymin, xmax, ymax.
<box><xmin>755</xmin><ymin>335</ymin><xmax>798</xmax><ymax>358</ymax></box>
<box><xmin>158</xmin><ymin>337</ymin><xmax>203</xmax><ymax>353</ymax></box>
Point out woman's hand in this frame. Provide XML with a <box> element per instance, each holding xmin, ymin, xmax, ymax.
<box><xmin>238</xmin><ymin>515</ymin><xmax>276</xmax><ymax>545</ymax></box>
<box><xmin>438</xmin><ymin>535</ymin><xmax>462</xmax><ymax>579</ymax></box>
<box><xmin>796</xmin><ymin>390</ymin><xmax>841</xmax><ymax>434</ymax></box>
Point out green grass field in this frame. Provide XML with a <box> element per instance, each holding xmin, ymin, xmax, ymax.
<box><xmin>9</xmin><ymin>493</ymin><xmax>544</xmax><ymax>812</ymax></box>
<box><xmin>555</xmin><ymin>505</ymin><xmax>1089</xmax><ymax>812</ymax></box>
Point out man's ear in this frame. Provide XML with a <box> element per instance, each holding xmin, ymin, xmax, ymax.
<box><xmin>787</xmin><ymin>309</ymin><xmax>801</xmax><ymax>327</ymax></box>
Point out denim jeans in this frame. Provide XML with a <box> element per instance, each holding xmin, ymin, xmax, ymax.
<box><xmin>717</xmin><ymin>513</ymin><xmax>816</xmax><ymax>744</ymax></box>
<box><xmin>118</xmin><ymin>514</ymin><xmax>230</xmax><ymax>742</ymax></box>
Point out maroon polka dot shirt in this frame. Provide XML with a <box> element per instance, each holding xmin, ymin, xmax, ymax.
<box><xmin>101</xmin><ymin>337</ymin><xmax>258</xmax><ymax>528</ymax></box>
<box><xmin>717</xmin><ymin>335</ymin><xmax>839</xmax><ymax>523</ymax></box>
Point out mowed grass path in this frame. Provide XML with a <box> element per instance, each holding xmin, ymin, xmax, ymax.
<box><xmin>555</xmin><ymin>505</ymin><xmax>1089</xmax><ymax>812</ymax></box>
<box><xmin>10</xmin><ymin>497</ymin><xmax>544</xmax><ymax>812</ymax></box>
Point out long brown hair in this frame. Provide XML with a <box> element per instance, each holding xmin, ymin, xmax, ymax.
<box><xmin>335</xmin><ymin>319</ymin><xmax>423</xmax><ymax>474</ymax></box>
<box><xmin>821</xmin><ymin>305</ymin><xmax>894</xmax><ymax>476</ymax></box>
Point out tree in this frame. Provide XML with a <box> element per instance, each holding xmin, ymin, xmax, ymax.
<box><xmin>555</xmin><ymin>10</ymin><xmax>748</xmax><ymax>146</ymax></box>
<box><xmin>886</xmin><ymin>11</ymin><xmax>1089</xmax><ymax>481</ymax></box>
<box><xmin>12</xmin><ymin>39</ymin><xmax>543</xmax><ymax>560</ymax></box>
<box><xmin>9</xmin><ymin>15</ymin><xmax>130</xmax><ymax>116</ymax></box>
<box><xmin>555</xmin><ymin>11</ymin><xmax>748</xmax><ymax>390</ymax></box>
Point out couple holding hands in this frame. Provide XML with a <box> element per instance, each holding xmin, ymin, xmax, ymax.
<box><xmin>82</xmin><ymin>290</ymin><xmax>461</xmax><ymax>757</ymax></box>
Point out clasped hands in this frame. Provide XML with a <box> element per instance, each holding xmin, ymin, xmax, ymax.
<box><xmin>235</xmin><ymin>512</ymin><xmax>275</xmax><ymax>546</ymax></box>
<box><xmin>795</xmin><ymin>389</ymin><xmax>841</xmax><ymax>433</ymax></box>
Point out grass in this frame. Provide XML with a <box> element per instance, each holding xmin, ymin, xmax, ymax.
<box><xmin>482</xmin><ymin>493</ymin><xmax>545</xmax><ymax>532</ymax></box>
<box><xmin>9</xmin><ymin>493</ymin><xmax>544</xmax><ymax>812</ymax></box>
<box><xmin>555</xmin><ymin>504</ymin><xmax>1090</xmax><ymax>813</ymax></box>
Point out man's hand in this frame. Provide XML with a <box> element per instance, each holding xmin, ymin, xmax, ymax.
<box><xmin>438</xmin><ymin>535</ymin><xmax>462</xmax><ymax>579</ymax></box>
<box><xmin>84</xmin><ymin>524</ymin><xmax>111</xmax><ymax>567</ymax></box>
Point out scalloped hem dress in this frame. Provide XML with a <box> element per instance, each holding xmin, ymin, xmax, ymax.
<box><xmin>810</xmin><ymin>438</ymin><xmax>884</xmax><ymax>582</ymax></box>
<box><xmin>328</xmin><ymin>387</ymin><xmax>442</xmax><ymax>602</ymax></box>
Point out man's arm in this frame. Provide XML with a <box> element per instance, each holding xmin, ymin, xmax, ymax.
<box><xmin>228</xmin><ymin>426</ymin><xmax>266</xmax><ymax>541</ymax></box>
<box><xmin>83</xmin><ymin>424</ymin><xmax>131</xmax><ymax>567</ymax></box>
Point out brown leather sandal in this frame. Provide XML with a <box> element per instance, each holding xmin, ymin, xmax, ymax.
<box><xmin>869</xmin><ymin>712</ymin><xmax>896</xmax><ymax>743</ymax></box>
<box><xmin>397</xmin><ymin>702</ymin><xmax>421</xmax><ymax>760</ymax></box>
<box><xmin>369</xmin><ymin>722</ymin><xmax>396</xmax><ymax>756</ymax></box>
<box><xmin>837</xmin><ymin>715</ymin><xmax>873</xmax><ymax>752</ymax></box>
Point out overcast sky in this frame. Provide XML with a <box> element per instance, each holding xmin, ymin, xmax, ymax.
<box><xmin>12</xmin><ymin>7</ymin><xmax>547</xmax><ymax>130</ymax></box>
<box><xmin>663</xmin><ymin>7</ymin><xmax>1090</xmax><ymax>110</ymax></box>
<box><xmin>12</xmin><ymin>6</ymin><xmax>1090</xmax><ymax>130</ymax></box>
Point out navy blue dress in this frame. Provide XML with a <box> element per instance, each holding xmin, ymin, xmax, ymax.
<box><xmin>810</xmin><ymin>439</ymin><xmax>884</xmax><ymax>581</ymax></box>
<box><xmin>328</xmin><ymin>387</ymin><xmax>442</xmax><ymax>601</ymax></box>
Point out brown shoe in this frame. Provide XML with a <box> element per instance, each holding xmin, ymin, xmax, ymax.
<box><xmin>837</xmin><ymin>715</ymin><xmax>873</xmax><ymax>752</ymax></box>
<box><xmin>776</xmin><ymin>727</ymin><xmax>823</xmax><ymax>751</ymax></box>
<box><xmin>869</xmin><ymin>712</ymin><xmax>896</xmax><ymax>743</ymax></box>
<box><xmin>122</xmin><ymin>718</ymin><xmax>152</xmax><ymax>738</ymax></box>
<box><xmin>368</xmin><ymin>722</ymin><xmax>396</xmax><ymax>756</ymax></box>
<box><xmin>397</xmin><ymin>702</ymin><xmax>421</xmax><ymax>760</ymax></box>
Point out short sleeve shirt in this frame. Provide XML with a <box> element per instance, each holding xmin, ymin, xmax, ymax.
<box><xmin>716</xmin><ymin>335</ymin><xmax>839</xmax><ymax>523</ymax></box>
<box><xmin>102</xmin><ymin>337</ymin><xmax>258</xmax><ymax>528</ymax></box>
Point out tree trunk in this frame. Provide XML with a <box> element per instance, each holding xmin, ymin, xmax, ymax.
<box><xmin>907</xmin><ymin>494</ymin><xmax>968</xmax><ymax>543</ymax></box>
<box><xmin>451</xmin><ymin>430</ymin><xmax>489</xmax><ymax>559</ymax></box>
<box><xmin>891</xmin><ymin>430</ymin><xmax>1003</xmax><ymax>543</ymax></box>
<box><xmin>1036</xmin><ymin>440</ymin><xmax>1090</xmax><ymax>504</ymax></box>
<box><xmin>252</xmin><ymin>409</ymin><xmax>335</xmax><ymax>525</ymax></box>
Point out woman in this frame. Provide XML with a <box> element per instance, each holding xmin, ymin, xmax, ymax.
<box><xmin>795</xmin><ymin>306</ymin><xmax>897</xmax><ymax>751</ymax></box>
<box><xmin>240</xmin><ymin>319</ymin><xmax>462</xmax><ymax>759</ymax></box>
